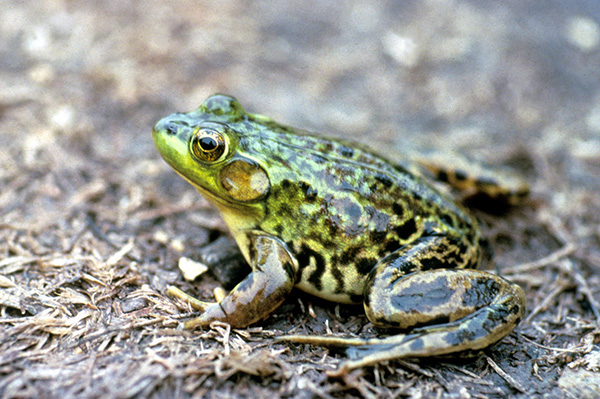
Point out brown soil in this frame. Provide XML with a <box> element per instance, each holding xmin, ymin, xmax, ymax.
<box><xmin>2</xmin><ymin>1</ymin><xmax>599</xmax><ymax>398</ymax></box>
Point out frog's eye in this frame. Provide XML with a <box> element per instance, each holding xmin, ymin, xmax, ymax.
<box><xmin>191</xmin><ymin>128</ymin><xmax>228</xmax><ymax>163</ymax></box>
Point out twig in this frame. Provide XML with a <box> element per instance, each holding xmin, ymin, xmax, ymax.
<box><xmin>519</xmin><ymin>334</ymin><xmax>588</xmax><ymax>353</ymax></box>
<box><xmin>523</xmin><ymin>280</ymin><xmax>571</xmax><ymax>324</ymax></box>
<box><xmin>503</xmin><ymin>243</ymin><xmax>576</xmax><ymax>274</ymax></box>
<box><xmin>65</xmin><ymin>317</ymin><xmax>167</xmax><ymax>349</ymax></box>
<box><xmin>560</xmin><ymin>259</ymin><xmax>600</xmax><ymax>326</ymax></box>
<box><xmin>486</xmin><ymin>356</ymin><xmax>526</xmax><ymax>393</ymax></box>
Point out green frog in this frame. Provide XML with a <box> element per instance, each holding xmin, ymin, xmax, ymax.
<box><xmin>152</xmin><ymin>94</ymin><xmax>527</xmax><ymax>375</ymax></box>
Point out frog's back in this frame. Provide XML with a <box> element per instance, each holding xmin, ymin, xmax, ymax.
<box><xmin>237</xmin><ymin>123</ymin><xmax>483</xmax><ymax>303</ymax></box>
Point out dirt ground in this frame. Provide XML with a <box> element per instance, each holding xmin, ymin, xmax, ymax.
<box><xmin>1</xmin><ymin>1</ymin><xmax>600</xmax><ymax>398</ymax></box>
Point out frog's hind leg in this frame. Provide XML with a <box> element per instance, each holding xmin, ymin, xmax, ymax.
<box><xmin>281</xmin><ymin>268</ymin><xmax>525</xmax><ymax>376</ymax></box>
<box><xmin>415</xmin><ymin>151</ymin><xmax>529</xmax><ymax>206</ymax></box>
<box><xmin>279</xmin><ymin>236</ymin><xmax>526</xmax><ymax>376</ymax></box>
<box><xmin>359</xmin><ymin>235</ymin><xmax>525</xmax><ymax>372</ymax></box>
<box><xmin>350</xmin><ymin>268</ymin><xmax>523</xmax><ymax>374</ymax></box>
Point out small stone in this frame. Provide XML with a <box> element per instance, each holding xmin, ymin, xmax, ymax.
<box><xmin>178</xmin><ymin>256</ymin><xmax>208</xmax><ymax>281</ymax></box>
<box><xmin>153</xmin><ymin>230</ymin><xmax>169</xmax><ymax>245</ymax></box>
<box><xmin>558</xmin><ymin>366</ymin><xmax>600</xmax><ymax>399</ymax></box>
<box><xmin>382</xmin><ymin>32</ymin><xmax>419</xmax><ymax>67</ymax></box>
<box><xmin>48</xmin><ymin>105</ymin><xmax>76</xmax><ymax>130</ymax></box>
<box><xmin>121</xmin><ymin>297</ymin><xmax>147</xmax><ymax>313</ymax></box>
<box><xmin>170</xmin><ymin>238</ymin><xmax>185</xmax><ymax>253</ymax></box>
<box><xmin>0</xmin><ymin>275</ymin><xmax>15</xmax><ymax>288</ymax></box>
<box><xmin>29</xmin><ymin>63</ymin><xmax>55</xmax><ymax>84</ymax></box>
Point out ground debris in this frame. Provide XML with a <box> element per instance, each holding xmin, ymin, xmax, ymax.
<box><xmin>1</xmin><ymin>1</ymin><xmax>599</xmax><ymax>398</ymax></box>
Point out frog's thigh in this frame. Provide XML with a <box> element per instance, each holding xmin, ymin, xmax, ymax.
<box><xmin>365</xmin><ymin>235</ymin><xmax>481</xmax><ymax>327</ymax></box>
<box><xmin>366</xmin><ymin>268</ymin><xmax>524</xmax><ymax>332</ymax></box>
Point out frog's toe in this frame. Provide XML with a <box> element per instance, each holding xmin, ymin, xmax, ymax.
<box><xmin>182</xmin><ymin>303</ymin><xmax>228</xmax><ymax>329</ymax></box>
<box><xmin>166</xmin><ymin>286</ymin><xmax>216</xmax><ymax>312</ymax></box>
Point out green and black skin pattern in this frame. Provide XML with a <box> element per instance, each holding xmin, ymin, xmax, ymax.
<box><xmin>152</xmin><ymin>94</ymin><xmax>527</xmax><ymax>375</ymax></box>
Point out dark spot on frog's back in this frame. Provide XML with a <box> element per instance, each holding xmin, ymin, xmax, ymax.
<box><xmin>374</xmin><ymin>173</ymin><xmax>394</xmax><ymax>188</ymax></box>
<box><xmin>436</xmin><ymin>169</ymin><xmax>449</xmax><ymax>183</ymax></box>
<box><xmin>392</xmin><ymin>203</ymin><xmax>404</xmax><ymax>217</ymax></box>
<box><xmin>338</xmin><ymin>145</ymin><xmax>354</xmax><ymax>158</ymax></box>
<box><xmin>382</xmin><ymin>240</ymin><xmax>401</xmax><ymax>255</ymax></box>
<box><xmin>340</xmin><ymin>245</ymin><xmax>361</xmax><ymax>265</ymax></box>
<box><xmin>281</xmin><ymin>179</ymin><xmax>292</xmax><ymax>189</ymax></box>
<box><xmin>299</xmin><ymin>181</ymin><xmax>318</xmax><ymax>201</ymax></box>
<box><xmin>394</xmin><ymin>219</ymin><xmax>417</xmax><ymax>240</ymax></box>
<box><xmin>331</xmin><ymin>265</ymin><xmax>344</xmax><ymax>293</ymax></box>
<box><xmin>345</xmin><ymin>202</ymin><xmax>362</xmax><ymax>219</ymax></box>
<box><xmin>355</xmin><ymin>257</ymin><xmax>376</xmax><ymax>276</ymax></box>
<box><xmin>273</xmin><ymin>223</ymin><xmax>284</xmax><ymax>236</ymax></box>
<box><xmin>461</xmin><ymin>277</ymin><xmax>501</xmax><ymax>307</ymax></box>
<box><xmin>370</xmin><ymin>229</ymin><xmax>387</xmax><ymax>244</ymax></box>
<box><xmin>420</xmin><ymin>254</ymin><xmax>454</xmax><ymax>270</ymax></box>
<box><xmin>454</xmin><ymin>169</ymin><xmax>468</xmax><ymax>181</ymax></box>
<box><xmin>439</xmin><ymin>213</ymin><xmax>455</xmax><ymax>229</ymax></box>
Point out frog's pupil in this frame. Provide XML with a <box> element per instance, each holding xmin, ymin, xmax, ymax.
<box><xmin>200</xmin><ymin>136</ymin><xmax>217</xmax><ymax>152</ymax></box>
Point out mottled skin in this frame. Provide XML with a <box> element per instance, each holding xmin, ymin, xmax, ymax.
<box><xmin>152</xmin><ymin>94</ymin><xmax>526</xmax><ymax>375</ymax></box>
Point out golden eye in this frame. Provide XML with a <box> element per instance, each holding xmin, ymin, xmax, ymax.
<box><xmin>191</xmin><ymin>128</ymin><xmax>227</xmax><ymax>162</ymax></box>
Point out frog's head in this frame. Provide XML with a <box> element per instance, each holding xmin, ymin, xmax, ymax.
<box><xmin>152</xmin><ymin>94</ymin><xmax>271</xmax><ymax>210</ymax></box>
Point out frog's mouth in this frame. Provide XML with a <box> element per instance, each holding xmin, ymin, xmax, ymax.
<box><xmin>173</xmin><ymin>170</ymin><xmax>226</xmax><ymax>205</ymax></box>
<box><xmin>175</xmin><ymin>169</ymin><xmax>263</xmax><ymax>213</ymax></box>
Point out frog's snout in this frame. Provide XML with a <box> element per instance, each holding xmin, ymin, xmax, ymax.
<box><xmin>153</xmin><ymin>116</ymin><xmax>179</xmax><ymax>137</ymax></box>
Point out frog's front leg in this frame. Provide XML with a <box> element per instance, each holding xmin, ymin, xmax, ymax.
<box><xmin>280</xmin><ymin>235</ymin><xmax>526</xmax><ymax>375</ymax></box>
<box><xmin>169</xmin><ymin>235</ymin><xmax>297</xmax><ymax>329</ymax></box>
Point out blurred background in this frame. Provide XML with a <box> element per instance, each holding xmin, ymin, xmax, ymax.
<box><xmin>1</xmin><ymin>1</ymin><xmax>599</xmax><ymax>398</ymax></box>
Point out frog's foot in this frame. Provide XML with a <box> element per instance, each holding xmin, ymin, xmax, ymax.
<box><xmin>167</xmin><ymin>235</ymin><xmax>297</xmax><ymax>329</ymax></box>
<box><xmin>167</xmin><ymin>286</ymin><xmax>229</xmax><ymax>329</ymax></box>
<box><xmin>276</xmin><ymin>333</ymin><xmax>426</xmax><ymax>377</ymax></box>
<box><xmin>275</xmin><ymin>334</ymin><xmax>367</xmax><ymax>348</ymax></box>
<box><xmin>166</xmin><ymin>286</ymin><xmax>216</xmax><ymax>311</ymax></box>
<box><xmin>275</xmin><ymin>334</ymin><xmax>372</xmax><ymax>377</ymax></box>
<box><xmin>415</xmin><ymin>151</ymin><xmax>530</xmax><ymax>207</ymax></box>
<box><xmin>213</xmin><ymin>287</ymin><xmax>227</xmax><ymax>302</ymax></box>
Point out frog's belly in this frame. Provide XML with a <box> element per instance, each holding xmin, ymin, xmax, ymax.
<box><xmin>295</xmin><ymin>268</ymin><xmax>366</xmax><ymax>305</ymax></box>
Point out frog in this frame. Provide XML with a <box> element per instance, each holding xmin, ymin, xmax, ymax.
<box><xmin>152</xmin><ymin>94</ymin><xmax>527</xmax><ymax>376</ymax></box>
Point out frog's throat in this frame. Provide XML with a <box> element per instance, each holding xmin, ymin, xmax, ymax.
<box><xmin>173</xmin><ymin>170</ymin><xmax>263</xmax><ymax>256</ymax></box>
<box><xmin>172</xmin><ymin>169</ymin><xmax>255</xmax><ymax>210</ymax></box>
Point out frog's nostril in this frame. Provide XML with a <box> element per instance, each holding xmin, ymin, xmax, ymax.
<box><xmin>154</xmin><ymin>115</ymin><xmax>194</xmax><ymax>136</ymax></box>
<box><xmin>157</xmin><ymin>121</ymin><xmax>177</xmax><ymax>136</ymax></box>
<box><xmin>165</xmin><ymin>122</ymin><xmax>178</xmax><ymax>135</ymax></box>
<box><xmin>153</xmin><ymin>118</ymin><xmax>169</xmax><ymax>135</ymax></box>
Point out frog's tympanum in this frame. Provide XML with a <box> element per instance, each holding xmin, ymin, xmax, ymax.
<box><xmin>152</xmin><ymin>94</ymin><xmax>527</xmax><ymax>375</ymax></box>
